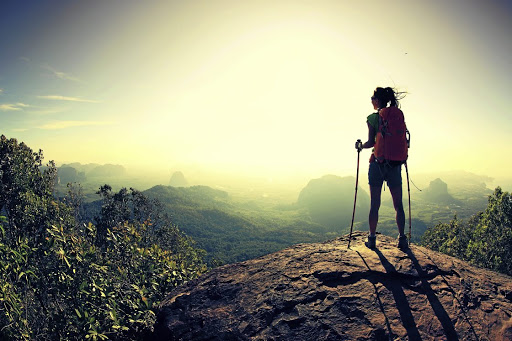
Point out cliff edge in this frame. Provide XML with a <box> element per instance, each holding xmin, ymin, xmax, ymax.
<box><xmin>154</xmin><ymin>231</ymin><xmax>512</xmax><ymax>340</ymax></box>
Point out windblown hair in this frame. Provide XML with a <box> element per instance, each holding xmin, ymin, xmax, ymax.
<box><xmin>373</xmin><ymin>87</ymin><xmax>406</xmax><ymax>108</ymax></box>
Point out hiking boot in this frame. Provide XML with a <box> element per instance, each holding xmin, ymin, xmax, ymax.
<box><xmin>397</xmin><ymin>235</ymin><xmax>409</xmax><ymax>250</ymax></box>
<box><xmin>365</xmin><ymin>235</ymin><xmax>376</xmax><ymax>249</ymax></box>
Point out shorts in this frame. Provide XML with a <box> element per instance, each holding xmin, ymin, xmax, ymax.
<box><xmin>368</xmin><ymin>161</ymin><xmax>402</xmax><ymax>188</ymax></box>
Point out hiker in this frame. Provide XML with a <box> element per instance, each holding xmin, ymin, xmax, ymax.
<box><xmin>356</xmin><ymin>87</ymin><xmax>408</xmax><ymax>250</ymax></box>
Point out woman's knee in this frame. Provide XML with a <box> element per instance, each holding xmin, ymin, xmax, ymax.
<box><xmin>370</xmin><ymin>200</ymin><xmax>381</xmax><ymax>214</ymax></box>
<box><xmin>393</xmin><ymin>200</ymin><xmax>404</xmax><ymax>211</ymax></box>
<box><xmin>371</xmin><ymin>200</ymin><xmax>381</xmax><ymax>209</ymax></box>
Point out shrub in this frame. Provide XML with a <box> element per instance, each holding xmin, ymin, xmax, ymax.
<box><xmin>0</xmin><ymin>136</ymin><xmax>207</xmax><ymax>340</ymax></box>
<box><xmin>421</xmin><ymin>187</ymin><xmax>512</xmax><ymax>276</ymax></box>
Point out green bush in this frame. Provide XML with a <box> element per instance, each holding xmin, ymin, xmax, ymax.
<box><xmin>0</xmin><ymin>135</ymin><xmax>207</xmax><ymax>340</ymax></box>
<box><xmin>421</xmin><ymin>187</ymin><xmax>512</xmax><ymax>276</ymax></box>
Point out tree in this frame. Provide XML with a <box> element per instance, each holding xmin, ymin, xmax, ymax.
<box><xmin>421</xmin><ymin>187</ymin><xmax>512</xmax><ymax>276</ymax></box>
<box><xmin>420</xmin><ymin>215</ymin><xmax>471</xmax><ymax>259</ymax></box>
<box><xmin>466</xmin><ymin>187</ymin><xmax>512</xmax><ymax>275</ymax></box>
<box><xmin>94</xmin><ymin>185</ymin><xmax>206</xmax><ymax>272</ymax></box>
<box><xmin>0</xmin><ymin>135</ymin><xmax>59</xmax><ymax>243</ymax></box>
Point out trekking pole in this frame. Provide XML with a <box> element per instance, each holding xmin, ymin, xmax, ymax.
<box><xmin>405</xmin><ymin>162</ymin><xmax>412</xmax><ymax>241</ymax></box>
<box><xmin>348</xmin><ymin>140</ymin><xmax>362</xmax><ymax>248</ymax></box>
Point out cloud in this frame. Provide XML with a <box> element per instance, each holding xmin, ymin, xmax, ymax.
<box><xmin>39</xmin><ymin>120</ymin><xmax>110</xmax><ymax>130</ymax></box>
<box><xmin>20</xmin><ymin>58</ymin><xmax>81</xmax><ymax>82</ymax></box>
<box><xmin>37</xmin><ymin>95</ymin><xmax>100</xmax><ymax>103</ymax></box>
<box><xmin>0</xmin><ymin>103</ymin><xmax>30</xmax><ymax>111</ymax></box>
<box><xmin>0</xmin><ymin>89</ymin><xmax>3</xmax><ymax>94</ymax></box>
<box><xmin>42</xmin><ymin>65</ymin><xmax>82</xmax><ymax>82</ymax></box>
<box><xmin>27</xmin><ymin>107</ymin><xmax>67</xmax><ymax>115</ymax></box>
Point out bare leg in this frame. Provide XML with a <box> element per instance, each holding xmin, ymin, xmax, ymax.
<box><xmin>389</xmin><ymin>185</ymin><xmax>405</xmax><ymax>236</ymax></box>
<box><xmin>369</xmin><ymin>185</ymin><xmax>382</xmax><ymax>236</ymax></box>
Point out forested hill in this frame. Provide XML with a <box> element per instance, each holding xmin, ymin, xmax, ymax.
<box><xmin>144</xmin><ymin>183</ymin><xmax>512</xmax><ymax>278</ymax></box>
<box><xmin>139</xmin><ymin>176</ymin><xmax>373</xmax><ymax>265</ymax></box>
<box><xmin>141</xmin><ymin>185</ymin><xmax>330</xmax><ymax>265</ymax></box>
<box><xmin>81</xmin><ymin>184</ymin><xmax>332</xmax><ymax>265</ymax></box>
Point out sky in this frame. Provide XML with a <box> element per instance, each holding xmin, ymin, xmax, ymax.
<box><xmin>1</xmin><ymin>0</ymin><xmax>511</xmax><ymax>184</ymax></box>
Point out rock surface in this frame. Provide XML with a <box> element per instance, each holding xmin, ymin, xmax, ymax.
<box><xmin>154</xmin><ymin>232</ymin><xmax>512</xmax><ymax>340</ymax></box>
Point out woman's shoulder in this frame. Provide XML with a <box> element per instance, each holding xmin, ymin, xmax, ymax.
<box><xmin>366</xmin><ymin>112</ymin><xmax>379</xmax><ymax>123</ymax></box>
<box><xmin>366</xmin><ymin>112</ymin><xmax>378</xmax><ymax>120</ymax></box>
<box><xmin>366</xmin><ymin>112</ymin><xmax>379</xmax><ymax>130</ymax></box>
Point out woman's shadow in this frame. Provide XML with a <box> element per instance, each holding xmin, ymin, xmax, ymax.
<box><xmin>358</xmin><ymin>247</ymin><xmax>460</xmax><ymax>341</ymax></box>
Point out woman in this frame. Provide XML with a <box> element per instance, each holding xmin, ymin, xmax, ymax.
<box><xmin>356</xmin><ymin>87</ymin><xmax>408</xmax><ymax>250</ymax></box>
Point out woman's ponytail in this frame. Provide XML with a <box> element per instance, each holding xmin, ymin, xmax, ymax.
<box><xmin>373</xmin><ymin>86</ymin><xmax>406</xmax><ymax>108</ymax></box>
<box><xmin>385</xmin><ymin>87</ymin><xmax>397</xmax><ymax>107</ymax></box>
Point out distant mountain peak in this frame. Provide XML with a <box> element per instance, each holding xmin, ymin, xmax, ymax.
<box><xmin>429</xmin><ymin>178</ymin><xmax>448</xmax><ymax>190</ymax></box>
<box><xmin>154</xmin><ymin>232</ymin><xmax>512</xmax><ymax>340</ymax></box>
<box><xmin>422</xmin><ymin>178</ymin><xmax>459</xmax><ymax>204</ymax></box>
<box><xmin>169</xmin><ymin>171</ymin><xmax>189</xmax><ymax>187</ymax></box>
<box><xmin>297</xmin><ymin>174</ymin><xmax>369</xmax><ymax>230</ymax></box>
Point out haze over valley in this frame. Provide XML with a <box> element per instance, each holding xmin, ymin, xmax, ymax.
<box><xmin>52</xmin><ymin>161</ymin><xmax>499</xmax><ymax>264</ymax></box>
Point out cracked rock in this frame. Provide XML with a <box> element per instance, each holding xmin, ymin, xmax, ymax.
<box><xmin>153</xmin><ymin>232</ymin><xmax>512</xmax><ymax>341</ymax></box>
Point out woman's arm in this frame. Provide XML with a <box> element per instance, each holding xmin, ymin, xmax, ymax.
<box><xmin>362</xmin><ymin>122</ymin><xmax>376</xmax><ymax>149</ymax></box>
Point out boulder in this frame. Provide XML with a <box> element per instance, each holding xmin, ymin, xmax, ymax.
<box><xmin>154</xmin><ymin>232</ymin><xmax>512</xmax><ymax>340</ymax></box>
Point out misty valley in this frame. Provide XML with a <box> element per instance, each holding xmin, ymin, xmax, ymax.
<box><xmin>55</xmin><ymin>162</ymin><xmax>494</xmax><ymax>265</ymax></box>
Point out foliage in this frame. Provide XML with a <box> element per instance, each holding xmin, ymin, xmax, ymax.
<box><xmin>466</xmin><ymin>187</ymin><xmax>512</xmax><ymax>275</ymax></box>
<box><xmin>421</xmin><ymin>187</ymin><xmax>512</xmax><ymax>276</ymax></box>
<box><xmin>0</xmin><ymin>135</ymin><xmax>58</xmax><ymax>243</ymax></box>
<box><xmin>0</xmin><ymin>136</ymin><xmax>207</xmax><ymax>340</ymax></box>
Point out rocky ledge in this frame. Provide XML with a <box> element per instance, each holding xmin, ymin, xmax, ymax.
<box><xmin>153</xmin><ymin>231</ymin><xmax>512</xmax><ymax>340</ymax></box>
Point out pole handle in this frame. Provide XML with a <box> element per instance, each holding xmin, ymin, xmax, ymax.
<box><xmin>355</xmin><ymin>139</ymin><xmax>363</xmax><ymax>152</ymax></box>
